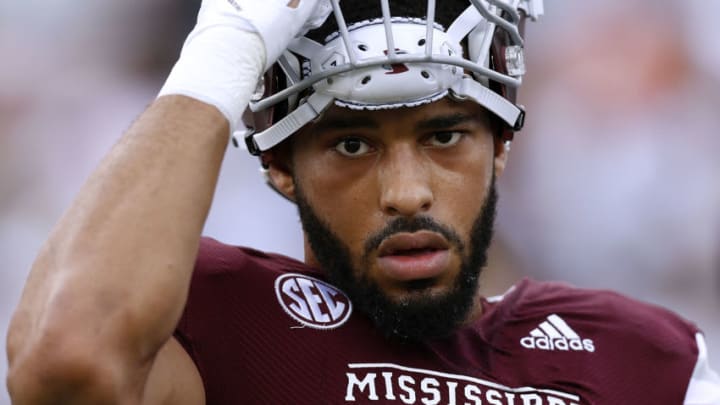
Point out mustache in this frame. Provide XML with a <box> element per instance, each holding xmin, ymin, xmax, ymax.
<box><xmin>363</xmin><ymin>216</ymin><xmax>465</xmax><ymax>255</ymax></box>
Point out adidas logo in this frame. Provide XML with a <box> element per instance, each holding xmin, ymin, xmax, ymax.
<box><xmin>520</xmin><ymin>314</ymin><xmax>595</xmax><ymax>353</ymax></box>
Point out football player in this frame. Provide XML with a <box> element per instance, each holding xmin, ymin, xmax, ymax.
<box><xmin>7</xmin><ymin>0</ymin><xmax>720</xmax><ymax>403</ymax></box>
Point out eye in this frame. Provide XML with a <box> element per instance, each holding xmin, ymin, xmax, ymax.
<box><xmin>427</xmin><ymin>131</ymin><xmax>463</xmax><ymax>147</ymax></box>
<box><xmin>335</xmin><ymin>137</ymin><xmax>372</xmax><ymax>157</ymax></box>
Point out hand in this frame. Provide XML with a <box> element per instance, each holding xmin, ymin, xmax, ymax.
<box><xmin>201</xmin><ymin>0</ymin><xmax>333</xmax><ymax>68</ymax></box>
<box><xmin>159</xmin><ymin>0</ymin><xmax>333</xmax><ymax>132</ymax></box>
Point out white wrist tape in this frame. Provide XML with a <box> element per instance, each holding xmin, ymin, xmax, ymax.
<box><xmin>158</xmin><ymin>0</ymin><xmax>332</xmax><ymax>134</ymax></box>
<box><xmin>223</xmin><ymin>0</ymin><xmax>333</xmax><ymax>70</ymax></box>
<box><xmin>158</xmin><ymin>27</ymin><xmax>265</xmax><ymax>133</ymax></box>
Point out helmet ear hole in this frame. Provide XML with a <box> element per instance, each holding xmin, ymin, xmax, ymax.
<box><xmin>360</xmin><ymin>76</ymin><xmax>372</xmax><ymax>85</ymax></box>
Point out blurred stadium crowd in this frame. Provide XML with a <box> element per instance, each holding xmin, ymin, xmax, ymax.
<box><xmin>1</xmin><ymin>1</ymin><xmax>718</xmax><ymax>403</ymax></box>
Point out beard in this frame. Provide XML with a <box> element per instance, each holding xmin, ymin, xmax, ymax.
<box><xmin>294</xmin><ymin>177</ymin><xmax>498</xmax><ymax>342</ymax></box>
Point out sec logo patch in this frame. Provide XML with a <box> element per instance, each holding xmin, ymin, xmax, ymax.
<box><xmin>275</xmin><ymin>273</ymin><xmax>353</xmax><ymax>329</ymax></box>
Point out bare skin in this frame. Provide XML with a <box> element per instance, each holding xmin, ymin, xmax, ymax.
<box><xmin>6</xmin><ymin>96</ymin><xmax>506</xmax><ymax>404</ymax></box>
<box><xmin>6</xmin><ymin>95</ymin><xmax>219</xmax><ymax>404</ymax></box>
<box><xmin>269</xmin><ymin>98</ymin><xmax>507</xmax><ymax>313</ymax></box>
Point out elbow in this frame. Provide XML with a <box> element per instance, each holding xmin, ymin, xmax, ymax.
<box><xmin>7</xmin><ymin>332</ymin><xmax>137</xmax><ymax>404</ymax></box>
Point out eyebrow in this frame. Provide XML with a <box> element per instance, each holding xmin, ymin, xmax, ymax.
<box><xmin>415</xmin><ymin>113</ymin><xmax>479</xmax><ymax>131</ymax></box>
<box><xmin>311</xmin><ymin>116</ymin><xmax>379</xmax><ymax>133</ymax></box>
<box><xmin>311</xmin><ymin>112</ymin><xmax>483</xmax><ymax>133</ymax></box>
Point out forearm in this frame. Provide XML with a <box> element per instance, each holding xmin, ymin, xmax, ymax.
<box><xmin>6</xmin><ymin>0</ymin><xmax>320</xmax><ymax>397</ymax></box>
<box><xmin>36</xmin><ymin>95</ymin><xmax>228</xmax><ymax>345</ymax></box>
<box><xmin>7</xmin><ymin>96</ymin><xmax>228</xmax><ymax>399</ymax></box>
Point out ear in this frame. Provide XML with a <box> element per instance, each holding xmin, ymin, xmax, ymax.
<box><xmin>493</xmin><ymin>137</ymin><xmax>510</xmax><ymax>178</ymax></box>
<box><xmin>264</xmin><ymin>149</ymin><xmax>297</xmax><ymax>202</ymax></box>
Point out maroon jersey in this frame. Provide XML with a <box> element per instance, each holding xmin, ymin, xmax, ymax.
<box><xmin>174</xmin><ymin>237</ymin><xmax>704</xmax><ymax>404</ymax></box>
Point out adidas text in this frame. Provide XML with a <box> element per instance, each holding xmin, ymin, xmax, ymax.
<box><xmin>521</xmin><ymin>314</ymin><xmax>596</xmax><ymax>352</ymax></box>
<box><xmin>520</xmin><ymin>336</ymin><xmax>595</xmax><ymax>352</ymax></box>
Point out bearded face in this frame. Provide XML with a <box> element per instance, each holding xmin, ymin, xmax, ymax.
<box><xmin>274</xmin><ymin>99</ymin><xmax>505</xmax><ymax>342</ymax></box>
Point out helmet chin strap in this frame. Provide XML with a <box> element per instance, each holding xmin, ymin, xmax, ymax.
<box><xmin>240</xmin><ymin>92</ymin><xmax>334</xmax><ymax>155</ymax></box>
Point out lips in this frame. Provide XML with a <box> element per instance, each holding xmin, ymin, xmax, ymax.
<box><xmin>376</xmin><ymin>231</ymin><xmax>451</xmax><ymax>281</ymax></box>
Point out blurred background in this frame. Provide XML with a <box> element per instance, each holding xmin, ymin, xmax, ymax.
<box><xmin>1</xmin><ymin>1</ymin><xmax>718</xmax><ymax>402</ymax></box>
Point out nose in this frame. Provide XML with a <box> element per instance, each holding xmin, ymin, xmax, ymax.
<box><xmin>378</xmin><ymin>145</ymin><xmax>433</xmax><ymax>217</ymax></box>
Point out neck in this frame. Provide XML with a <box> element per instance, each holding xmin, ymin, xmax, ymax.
<box><xmin>303</xmin><ymin>234</ymin><xmax>321</xmax><ymax>269</ymax></box>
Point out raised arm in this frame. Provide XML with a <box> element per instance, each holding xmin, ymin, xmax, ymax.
<box><xmin>6</xmin><ymin>94</ymin><xmax>233</xmax><ymax>404</ymax></box>
<box><xmin>6</xmin><ymin>1</ymin><xmax>329</xmax><ymax>403</ymax></box>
